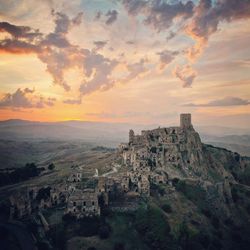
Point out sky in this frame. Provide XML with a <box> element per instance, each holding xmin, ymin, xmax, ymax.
<box><xmin>0</xmin><ymin>0</ymin><xmax>250</xmax><ymax>128</ymax></box>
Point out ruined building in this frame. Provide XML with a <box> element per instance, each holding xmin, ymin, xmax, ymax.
<box><xmin>120</xmin><ymin>114</ymin><xmax>206</xmax><ymax>179</ymax></box>
<box><xmin>67</xmin><ymin>188</ymin><xmax>100</xmax><ymax>218</ymax></box>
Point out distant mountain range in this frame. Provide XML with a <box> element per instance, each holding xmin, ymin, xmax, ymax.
<box><xmin>0</xmin><ymin>119</ymin><xmax>250</xmax><ymax>156</ymax></box>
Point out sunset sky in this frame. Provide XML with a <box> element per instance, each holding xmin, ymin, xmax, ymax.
<box><xmin>0</xmin><ymin>0</ymin><xmax>250</xmax><ymax>127</ymax></box>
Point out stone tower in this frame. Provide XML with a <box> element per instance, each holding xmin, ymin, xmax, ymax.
<box><xmin>180</xmin><ymin>113</ymin><xmax>192</xmax><ymax>129</ymax></box>
<box><xmin>129</xmin><ymin>129</ymin><xmax>135</xmax><ymax>143</ymax></box>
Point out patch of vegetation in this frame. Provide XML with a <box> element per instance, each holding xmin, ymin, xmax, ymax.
<box><xmin>0</xmin><ymin>163</ymin><xmax>44</xmax><ymax>187</ymax></box>
<box><xmin>231</xmin><ymin>184</ymin><xmax>250</xmax><ymax>205</ymax></box>
<box><xmin>175</xmin><ymin>180</ymin><xmax>207</xmax><ymax>210</ymax></box>
<box><xmin>48</xmin><ymin>163</ymin><xmax>55</xmax><ymax>170</ymax></box>
<box><xmin>0</xmin><ymin>226</ymin><xmax>21</xmax><ymax>250</ymax></box>
<box><xmin>208</xmin><ymin>169</ymin><xmax>223</xmax><ymax>182</ymax></box>
<box><xmin>150</xmin><ymin>183</ymin><xmax>166</xmax><ymax>196</ymax></box>
<box><xmin>48</xmin><ymin>223</ymin><xmax>67</xmax><ymax>250</ymax></box>
<box><xmin>91</xmin><ymin>146</ymin><xmax>115</xmax><ymax>152</ymax></box>
<box><xmin>62</xmin><ymin>213</ymin><xmax>77</xmax><ymax>223</ymax></box>
<box><xmin>228</xmin><ymin>223</ymin><xmax>250</xmax><ymax>250</ymax></box>
<box><xmin>135</xmin><ymin>204</ymin><xmax>173</xmax><ymax>250</ymax></box>
<box><xmin>78</xmin><ymin>217</ymin><xmax>101</xmax><ymax>236</ymax></box>
<box><xmin>98</xmin><ymin>224</ymin><xmax>111</xmax><ymax>239</ymax></box>
<box><xmin>172</xmin><ymin>178</ymin><xmax>180</xmax><ymax>186</ymax></box>
<box><xmin>161</xmin><ymin>200</ymin><xmax>172</xmax><ymax>213</ymax></box>
<box><xmin>62</xmin><ymin>215</ymin><xmax>104</xmax><ymax>239</ymax></box>
<box><xmin>150</xmin><ymin>147</ymin><xmax>157</xmax><ymax>153</ymax></box>
<box><xmin>147</xmin><ymin>158</ymin><xmax>156</xmax><ymax>168</ymax></box>
<box><xmin>237</xmin><ymin>165</ymin><xmax>250</xmax><ymax>186</ymax></box>
<box><xmin>107</xmin><ymin>213</ymin><xmax>149</xmax><ymax>250</ymax></box>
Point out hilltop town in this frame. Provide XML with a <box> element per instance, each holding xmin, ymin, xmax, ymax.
<box><xmin>6</xmin><ymin>114</ymin><xmax>202</xmax><ymax>219</ymax></box>
<box><xmin>1</xmin><ymin>114</ymin><xmax>250</xmax><ymax>250</ymax></box>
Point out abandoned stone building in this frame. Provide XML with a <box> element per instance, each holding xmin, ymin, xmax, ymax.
<box><xmin>68</xmin><ymin>169</ymin><xmax>82</xmax><ymax>182</ymax></box>
<box><xmin>67</xmin><ymin>188</ymin><xmax>100</xmax><ymax>218</ymax></box>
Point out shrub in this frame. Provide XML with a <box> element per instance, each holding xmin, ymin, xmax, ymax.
<box><xmin>161</xmin><ymin>202</ymin><xmax>172</xmax><ymax>213</ymax></box>
<box><xmin>36</xmin><ymin>241</ymin><xmax>50</xmax><ymax>250</ymax></box>
<box><xmin>238</xmin><ymin>166</ymin><xmax>250</xmax><ymax>186</ymax></box>
<box><xmin>135</xmin><ymin>204</ymin><xmax>172</xmax><ymax>249</ymax></box>
<box><xmin>114</xmin><ymin>242</ymin><xmax>125</xmax><ymax>250</ymax></box>
<box><xmin>78</xmin><ymin>217</ymin><xmax>100</xmax><ymax>237</ymax></box>
<box><xmin>62</xmin><ymin>213</ymin><xmax>76</xmax><ymax>224</ymax></box>
<box><xmin>172</xmin><ymin>178</ymin><xmax>180</xmax><ymax>187</ymax></box>
<box><xmin>175</xmin><ymin>180</ymin><xmax>206</xmax><ymax>209</ymax></box>
<box><xmin>48</xmin><ymin>163</ymin><xmax>55</xmax><ymax>170</ymax></box>
<box><xmin>201</xmin><ymin>208</ymin><xmax>212</xmax><ymax>218</ymax></box>
<box><xmin>48</xmin><ymin>224</ymin><xmax>67</xmax><ymax>250</ymax></box>
<box><xmin>246</xmin><ymin>204</ymin><xmax>250</xmax><ymax>215</ymax></box>
<box><xmin>0</xmin><ymin>163</ymin><xmax>44</xmax><ymax>187</ymax></box>
<box><xmin>231</xmin><ymin>186</ymin><xmax>240</xmax><ymax>203</ymax></box>
<box><xmin>98</xmin><ymin>224</ymin><xmax>111</xmax><ymax>239</ymax></box>
<box><xmin>175</xmin><ymin>222</ymin><xmax>208</xmax><ymax>250</ymax></box>
<box><xmin>211</xmin><ymin>216</ymin><xmax>220</xmax><ymax>229</ymax></box>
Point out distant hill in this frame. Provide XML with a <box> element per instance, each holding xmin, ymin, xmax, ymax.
<box><xmin>0</xmin><ymin>119</ymin><xmax>249</xmax><ymax>156</ymax></box>
<box><xmin>0</xmin><ymin>119</ymin><xmax>154</xmax><ymax>147</ymax></box>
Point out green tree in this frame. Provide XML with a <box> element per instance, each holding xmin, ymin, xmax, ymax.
<box><xmin>48</xmin><ymin>163</ymin><xmax>55</xmax><ymax>170</ymax></box>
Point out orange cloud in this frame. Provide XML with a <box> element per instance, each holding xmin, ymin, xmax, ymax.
<box><xmin>0</xmin><ymin>88</ymin><xmax>56</xmax><ymax>109</ymax></box>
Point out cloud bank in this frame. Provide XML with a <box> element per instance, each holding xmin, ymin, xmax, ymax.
<box><xmin>0</xmin><ymin>9</ymin><xmax>150</xmax><ymax>99</ymax></box>
<box><xmin>184</xmin><ymin>97</ymin><xmax>250</xmax><ymax>107</ymax></box>
<box><xmin>0</xmin><ymin>88</ymin><xmax>56</xmax><ymax>109</ymax></box>
<box><xmin>122</xmin><ymin>0</ymin><xmax>250</xmax><ymax>85</ymax></box>
<box><xmin>1</xmin><ymin>0</ymin><xmax>250</xmax><ymax>96</ymax></box>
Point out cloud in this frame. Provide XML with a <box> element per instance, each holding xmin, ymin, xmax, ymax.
<box><xmin>0</xmin><ymin>39</ymin><xmax>40</xmax><ymax>54</ymax></box>
<box><xmin>166</xmin><ymin>30</ymin><xmax>176</xmax><ymax>41</ymax></box>
<box><xmin>122</xmin><ymin>0</ymin><xmax>147</xmax><ymax>16</ymax></box>
<box><xmin>185</xmin><ymin>0</ymin><xmax>250</xmax><ymax>60</ymax></box>
<box><xmin>63</xmin><ymin>98</ymin><xmax>82</xmax><ymax>105</ymax></box>
<box><xmin>41</xmin><ymin>10</ymin><xmax>83</xmax><ymax>48</ymax></box>
<box><xmin>105</xmin><ymin>10</ymin><xmax>118</xmax><ymax>25</ymax></box>
<box><xmin>183</xmin><ymin>97</ymin><xmax>250</xmax><ymax>107</ymax></box>
<box><xmin>51</xmin><ymin>10</ymin><xmax>83</xmax><ymax>34</ymax></box>
<box><xmin>94</xmin><ymin>11</ymin><xmax>102</xmax><ymax>20</ymax></box>
<box><xmin>0</xmin><ymin>21</ymin><xmax>42</xmax><ymax>39</ymax></box>
<box><xmin>0</xmin><ymin>11</ymin><xmax>84</xmax><ymax>91</ymax></box>
<box><xmin>122</xmin><ymin>0</ymin><xmax>194</xmax><ymax>31</ymax></box>
<box><xmin>0</xmin><ymin>88</ymin><xmax>56</xmax><ymax>109</ymax></box>
<box><xmin>122</xmin><ymin>59</ymin><xmax>149</xmax><ymax>83</ymax></box>
<box><xmin>79</xmin><ymin>52</ymin><xmax>118</xmax><ymax>95</ymax></box>
<box><xmin>37</xmin><ymin>47</ymin><xmax>78</xmax><ymax>91</ymax></box>
<box><xmin>86</xmin><ymin>111</ymin><xmax>151</xmax><ymax>119</ymax></box>
<box><xmin>173</xmin><ymin>64</ymin><xmax>197</xmax><ymax>88</ymax></box>
<box><xmin>126</xmin><ymin>40</ymin><xmax>135</xmax><ymax>45</ymax></box>
<box><xmin>157</xmin><ymin>50</ymin><xmax>179</xmax><ymax>70</ymax></box>
<box><xmin>122</xmin><ymin>0</ymin><xmax>250</xmax><ymax>86</ymax></box>
<box><xmin>86</xmin><ymin>111</ymin><xmax>177</xmax><ymax>120</ymax></box>
<box><xmin>93</xmin><ymin>40</ymin><xmax>108</xmax><ymax>51</ymax></box>
<box><xmin>0</xmin><ymin>11</ymin><xmax>149</xmax><ymax>96</ymax></box>
<box><xmin>0</xmin><ymin>21</ymin><xmax>42</xmax><ymax>54</ymax></box>
<box><xmin>0</xmin><ymin>0</ymin><xmax>53</xmax><ymax>20</ymax></box>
